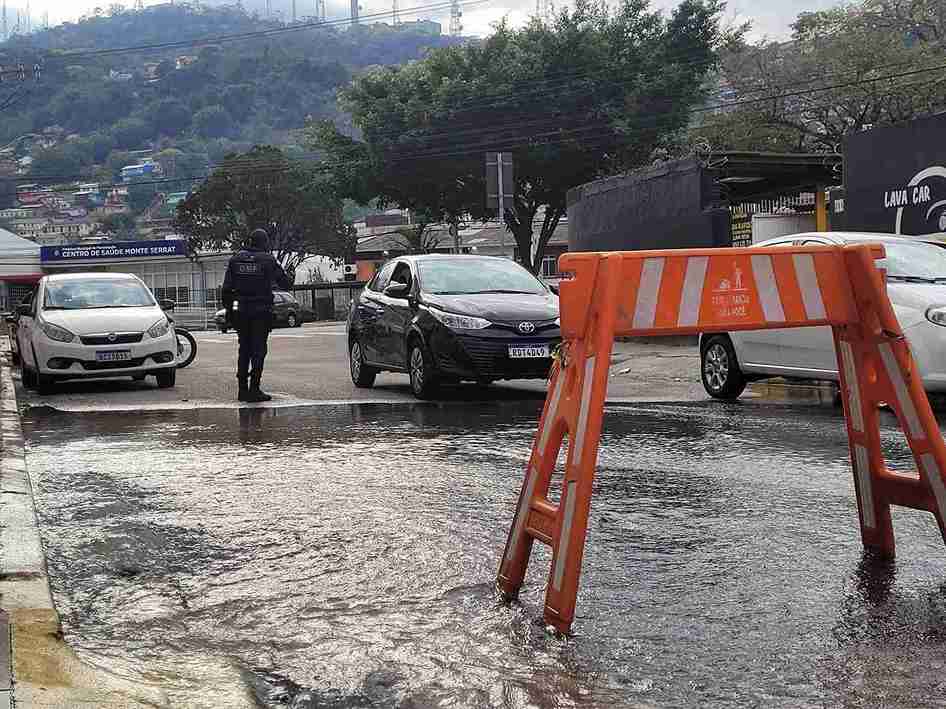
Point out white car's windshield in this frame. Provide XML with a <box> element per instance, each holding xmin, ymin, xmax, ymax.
<box><xmin>876</xmin><ymin>241</ymin><xmax>946</xmax><ymax>282</ymax></box>
<box><xmin>418</xmin><ymin>259</ymin><xmax>548</xmax><ymax>295</ymax></box>
<box><xmin>44</xmin><ymin>279</ymin><xmax>155</xmax><ymax>310</ymax></box>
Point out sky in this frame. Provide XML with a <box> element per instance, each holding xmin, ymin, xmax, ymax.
<box><xmin>19</xmin><ymin>0</ymin><xmax>842</xmax><ymax>39</ymax></box>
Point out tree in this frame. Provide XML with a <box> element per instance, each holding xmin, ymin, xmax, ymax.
<box><xmin>128</xmin><ymin>180</ymin><xmax>159</xmax><ymax>214</ymax></box>
<box><xmin>95</xmin><ymin>212</ymin><xmax>137</xmax><ymax>239</ymax></box>
<box><xmin>193</xmin><ymin>105</ymin><xmax>234</xmax><ymax>139</ymax></box>
<box><xmin>694</xmin><ymin>0</ymin><xmax>946</xmax><ymax>153</ymax></box>
<box><xmin>174</xmin><ymin>145</ymin><xmax>352</xmax><ymax>272</ymax></box>
<box><xmin>152</xmin><ymin>98</ymin><xmax>192</xmax><ymax>137</ymax></box>
<box><xmin>111</xmin><ymin>117</ymin><xmax>153</xmax><ymax>150</ymax></box>
<box><xmin>311</xmin><ymin>0</ymin><xmax>727</xmax><ymax>273</ymax></box>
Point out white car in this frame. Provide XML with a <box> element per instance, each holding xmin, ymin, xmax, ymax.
<box><xmin>15</xmin><ymin>272</ymin><xmax>178</xmax><ymax>394</ymax></box>
<box><xmin>701</xmin><ymin>232</ymin><xmax>946</xmax><ymax>399</ymax></box>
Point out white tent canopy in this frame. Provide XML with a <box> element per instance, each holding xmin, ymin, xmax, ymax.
<box><xmin>0</xmin><ymin>227</ymin><xmax>41</xmax><ymax>278</ymax></box>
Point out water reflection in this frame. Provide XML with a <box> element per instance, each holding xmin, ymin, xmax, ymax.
<box><xmin>20</xmin><ymin>400</ymin><xmax>946</xmax><ymax>707</ymax></box>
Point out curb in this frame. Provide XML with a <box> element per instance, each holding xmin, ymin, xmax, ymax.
<box><xmin>0</xmin><ymin>342</ymin><xmax>169</xmax><ymax>707</ymax></box>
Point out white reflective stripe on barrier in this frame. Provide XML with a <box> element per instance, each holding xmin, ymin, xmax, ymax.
<box><xmin>920</xmin><ymin>453</ymin><xmax>946</xmax><ymax>525</ymax></box>
<box><xmin>839</xmin><ymin>341</ymin><xmax>864</xmax><ymax>433</ymax></box>
<box><xmin>553</xmin><ymin>480</ymin><xmax>578</xmax><ymax>591</ymax></box>
<box><xmin>792</xmin><ymin>254</ymin><xmax>827</xmax><ymax>321</ymax></box>
<box><xmin>677</xmin><ymin>256</ymin><xmax>708</xmax><ymax>327</ymax></box>
<box><xmin>502</xmin><ymin>465</ymin><xmax>541</xmax><ymax>575</ymax></box>
<box><xmin>571</xmin><ymin>356</ymin><xmax>597</xmax><ymax>466</ymax></box>
<box><xmin>632</xmin><ymin>258</ymin><xmax>664</xmax><ymax>330</ymax></box>
<box><xmin>751</xmin><ymin>255</ymin><xmax>786</xmax><ymax>323</ymax></box>
<box><xmin>855</xmin><ymin>444</ymin><xmax>875</xmax><ymax>529</ymax></box>
<box><xmin>538</xmin><ymin>372</ymin><xmax>565</xmax><ymax>454</ymax></box>
<box><xmin>878</xmin><ymin>343</ymin><xmax>925</xmax><ymax>440</ymax></box>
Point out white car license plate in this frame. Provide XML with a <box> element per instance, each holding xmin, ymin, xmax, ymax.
<box><xmin>509</xmin><ymin>345</ymin><xmax>550</xmax><ymax>359</ymax></box>
<box><xmin>95</xmin><ymin>350</ymin><xmax>131</xmax><ymax>362</ymax></box>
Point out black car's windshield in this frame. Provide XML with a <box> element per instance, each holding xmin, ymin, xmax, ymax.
<box><xmin>44</xmin><ymin>279</ymin><xmax>155</xmax><ymax>310</ymax></box>
<box><xmin>874</xmin><ymin>241</ymin><xmax>946</xmax><ymax>282</ymax></box>
<box><xmin>418</xmin><ymin>259</ymin><xmax>548</xmax><ymax>296</ymax></box>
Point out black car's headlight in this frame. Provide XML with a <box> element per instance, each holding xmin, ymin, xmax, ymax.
<box><xmin>429</xmin><ymin>308</ymin><xmax>492</xmax><ymax>330</ymax></box>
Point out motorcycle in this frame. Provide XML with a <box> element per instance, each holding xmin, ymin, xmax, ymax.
<box><xmin>160</xmin><ymin>299</ymin><xmax>197</xmax><ymax>369</ymax></box>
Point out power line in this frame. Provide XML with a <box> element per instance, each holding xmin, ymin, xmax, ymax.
<box><xmin>39</xmin><ymin>0</ymin><xmax>488</xmax><ymax>64</ymax></box>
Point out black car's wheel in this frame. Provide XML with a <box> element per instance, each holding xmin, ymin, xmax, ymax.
<box><xmin>287</xmin><ymin>312</ymin><xmax>298</xmax><ymax>328</ymax></box>
<box><xmin>701</xmin><ymin>335</ymin><xmax>747</xmax><ymax>400</ymax></box>
<box><xmin>175</xmin><ymin>328</ymin><xmax>197</xmax><ymax>369</ymax></box>
<box><xmin>156</xmin><ymin>368</ymin><xmax>177</xmax><ymax>389</ymax></box>
<box><xmin>132</xmin><ymin>373</ymin><xmax>147</xmax><ymax>382</ymax></box>
<box><xmin>408</xmin><ymin>339</ymin><xmax>439</xmax><ymax>399</ymax></box>
<box><xmin>349</xmin><ymin>338</ymin><xmax>377</xmax><ymax>387</ymax></box>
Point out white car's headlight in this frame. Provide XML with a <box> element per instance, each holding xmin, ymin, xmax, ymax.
<box><xmin>41</xmin><ymin>321</ymin><xmax>75</xmax><ymax>343</ymax></box>
<box><xmin>148</xmin><ymin>317</ymin><xmax>171</xmax><ymax>338</ymax></box>
<box><xmin>927</xmin><ymin>306</ymin><xmax>946</xmax><ymax>327</ymax></box>
<box><xmin>429</xmin><ymin>309</ymin><xmax>491</xmax><ymax>330</ymax></box>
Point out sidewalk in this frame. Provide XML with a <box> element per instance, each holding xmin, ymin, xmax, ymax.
<box><xmin>0</xmin><ymin>340</ymin><xmax>166</xmax><ymax>707</ymax></box>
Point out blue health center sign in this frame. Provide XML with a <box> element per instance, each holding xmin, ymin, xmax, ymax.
<box><xmin>41</xmin><ymin>240</ymin><xmax>187</xmax><ymax>263</ymax></box>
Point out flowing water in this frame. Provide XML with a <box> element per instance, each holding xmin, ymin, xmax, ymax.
<box><xmin>21</xmin><ymin>400</ymin><xmax>946</xmax><ymax>708</ymax></box>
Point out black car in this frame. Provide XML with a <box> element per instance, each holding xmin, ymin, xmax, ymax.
<box><xmin>215</xmin><ymin>291</ymin><xmax>313</xmax><ymax>332</ymax></box>
<box><xmin>347</xmin><ymin>254</ymin><xmax>561</xmax><ymax>398</ymax></box>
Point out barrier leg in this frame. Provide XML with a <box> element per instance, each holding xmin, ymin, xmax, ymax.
<box><xmin>498</xmin><ymin>361</ymin><xmax>571</xmax><ymax>599</ymax></box>
<box><xmin>835</xmin><ymin>330</ymin><xmax>896</xmax><ymax>554</ymax></box>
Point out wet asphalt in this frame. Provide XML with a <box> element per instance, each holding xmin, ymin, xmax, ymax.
<box><xmin>20</xmin><ymin>395</ymin><xmax>946</xmax><ymax>708</ymax></box>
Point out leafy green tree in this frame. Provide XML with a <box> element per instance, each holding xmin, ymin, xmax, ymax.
<box><xmin>312</xmin><ymin>0</ymin><xmax>728</xmax><ymax>273</ymax></box>
<box><xmin>193</xmin><ymin>105</ymin><xmax>234</xmax><ymax>139</ymax></box>
<box><xmin>30</xmin><ymin>146</ymin><xmax>89</xmax><ymax>179</ymax></box>
<box><xmin>152</xmin><ymin>98</ymin><xmax>192</xmax><ymax>137</ymax></box>
<box><xmin>694</xmin><ymin>0</ymin><xmax>946</xmax><ymax>152</ymax></box>
<box><xmin>174</xmin><ymin>145</ymin><xmax>351</xmax><ymax>271</ymax></box>
<box><xmin>128</xmin><ymin>180</ymin><xmax>159</xmax><ymax>214</ymax></box>
<box><xmin>94</xmin><ymin>212</ymin><xmax>138</xmax><ymax>239</ymax></box>
<box><xmin>111</xmin><ymin>117</ymin><xmax>153</xmax><ymax>150</ymax></box>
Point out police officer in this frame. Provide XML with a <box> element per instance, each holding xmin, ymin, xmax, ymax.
<box><xmin>221</xmin><ymin>228</ymin><xmax>291</xmax><ymax>402</ymax></box>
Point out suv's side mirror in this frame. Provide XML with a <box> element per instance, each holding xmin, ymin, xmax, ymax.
<box><xmin>160</xmin><ymin>299</ymin><xmax>176</xmax><ymax>311</ymax></box>
<box><xmin>384</xmin><ymin>282</ymin><xmax>410</xmax><ymax>298</ymax></box>
<box><xmin>16</xmin><ymin>303</ymin><xmax>31</xmax><ymax>317</ymax></box>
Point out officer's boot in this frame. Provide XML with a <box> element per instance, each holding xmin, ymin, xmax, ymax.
<box><xmin>247</xmin><ymin>372</ymin><xmax>272</xmax><ymax>403</ymax></box>
<box><xmin>237</xmin><ymin>375</ymin><xmax>250</xmax><ymax>402</ymax></box>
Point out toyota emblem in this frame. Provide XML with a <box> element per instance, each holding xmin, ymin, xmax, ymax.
<box><xmin>107</xmin><ymin>332</ymin><xmax>118</xmax><ymax>342</ymax></box>
<box><xmin>518</xmin><ymin>322</ymin><xmax>536</xmax><ymax>334</ymax></box>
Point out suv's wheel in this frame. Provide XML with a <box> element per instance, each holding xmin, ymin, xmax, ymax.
<box><xmin>287</xmin><ymin>312</ymin><xmax>298</xmax><ymax>328</ymax></box>
<box><xmin>349</xmin><ymin>338</ymin><xmax>377</xmax><ymax>387</ymax></box>
<box><xmin>21</xmin><ymin>365</ymin><xmax>36</xmax><ymax>389</ymax></box>
<box><xmin>701</xmin><ymin>335</ymin><xmax>747</xmax><ymax>400</ymax></box>
<box><xmin>408</xmin><ymin>339</ymin><xmax>439</xmax><ymax>399</ymax></box>
<box><xmin>156</xmin><ymin>368</ymin><xmax>176</xmax><ymax>388</ymax></box>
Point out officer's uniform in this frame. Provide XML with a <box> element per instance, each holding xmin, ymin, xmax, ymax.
<box><xmin>221</xmin><ymin>230</ymin><xmax>290</xmax><ymax>402</ymax></box>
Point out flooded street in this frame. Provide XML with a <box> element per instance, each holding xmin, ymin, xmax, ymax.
<box><xmin>20</xmin><ymin>399</ymin><xmax>946</xmax><ymax>708</ymax></box>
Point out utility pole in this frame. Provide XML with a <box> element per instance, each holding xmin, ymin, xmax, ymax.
<box><xmin>265</xmin><ymin>0</ymin><xmax>272</xmax><ymax>19</ymax></box>
<box><xmin>449</xmin><ymin>0</ymin><xmax>462</xmax><ymax>35</ymax></box>
<box><xmin>2</xmin><ymin>0</ymin><xmax>7</xmax><ymax>42</ymax></box>
<box><xmin>392</xmin><ymin>0</ymin><xmax>399</xmax><ymax>24</ymax></box>
<box><xmin>350</xmin><ymin>0</ymin><xmax>359</xmax><ymax>24</ymax></box>
<box><xmin>292</xmin><ymin>0</ymin><xmax>297</xmax><ymax>22</ymax></box>
<box><xmin>42</xmin><ymin>10</ymin><xmax>48</xmax><ymax>29</ymax></box>
<box><xmin>316</xmin><ymin>0</ymin><xmax>325</xmax><ymax>22</ymax></box>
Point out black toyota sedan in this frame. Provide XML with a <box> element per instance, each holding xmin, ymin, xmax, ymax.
<box><xmin>347</xmin><ymin>255</ymin><xmax>560</xmax><ymax>398</ymax></box>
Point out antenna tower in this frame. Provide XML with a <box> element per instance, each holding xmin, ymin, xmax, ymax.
<box><xmin>2</xmin><ymin>0</ymin><xmax>7</xmax><ymax>42</ymax></box>
<box><xmin>449</xmin><ymin>0</ymin><xmax>462</xmax><ymax>35</ymax></box>
<box><xmin>265</xmin><ymin>0</ymin><xmax>272</xmax><ymax>19</ymax></box>
<box><xmin>292</xmin><ymin>0</ymin><xmax>297</xmax><ymax>22</ymax></box>
<box><xmin>25</xmin><ymin>0</ymin><xmax>29</xmax><ymax>33</ymax></box>
<box><xmin>134</xmin><ymin>0</ymin><xmax>144</xmax><ymax>9</ymax></box>
<box><xmin>316</xmin><ymin>0</ymin><xmax>326</xmax><ymax>22</ymax></box>
<box><xmin>350</xmin><ymin>0</ymin><xmax>359</xmax><ymax>24</ymax></box>
<box><xmin>42</xmin><ymin>10</ymin><xmax>48</xmax><ymax>28</ymax></box>
<box><xmin>392</xmin><ymin>0</ymin><xmax>399</xmax><ymax>24</ymax></box>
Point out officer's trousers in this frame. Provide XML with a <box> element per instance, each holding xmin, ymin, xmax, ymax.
<box><xmin>235</xmin><ymin>314</ymin><xmax>272</xmax><ymax>379</ymax></box>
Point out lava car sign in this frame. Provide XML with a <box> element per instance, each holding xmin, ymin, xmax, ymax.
<box><xmin>843</xmin><ymin>114</ymin><xmax>946</xmax><ymax>237</ymax></box>
<box><xmin>41</xmin><ymin>240</ymin><xmax>187</xmax><ymax>263</ymax></box>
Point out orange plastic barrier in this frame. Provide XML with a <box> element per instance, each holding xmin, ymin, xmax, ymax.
<box><xmin>497</xmin><ymin>244</ymin><xmax>946</xmax><ymax>634</ymax></box>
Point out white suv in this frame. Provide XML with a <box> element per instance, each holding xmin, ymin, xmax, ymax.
<box><xmin>16</xmin><ymin>272</ymin><xmax>178</xmax><ymax>394</ymax></box>
<box><xmin>701</xmin><ymin>233</ymin><xmax>946</xmax><ymax>399</ymax></box>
